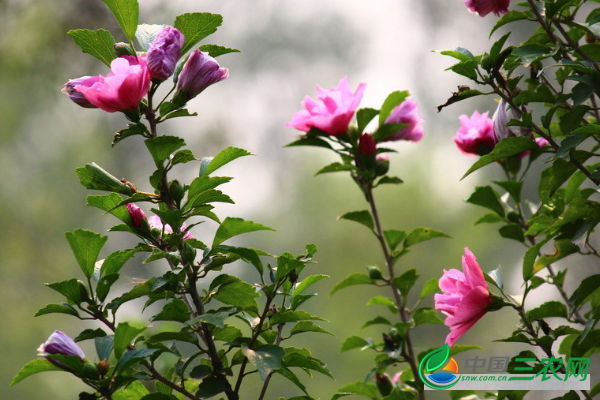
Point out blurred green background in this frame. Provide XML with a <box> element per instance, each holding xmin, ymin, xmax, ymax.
<box><xmin>1</xmin><ymin>1</ymin><xmax>591</xmax><ymax>399</ymax></box>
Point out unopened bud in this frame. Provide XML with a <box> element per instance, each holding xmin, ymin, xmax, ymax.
<box><xmin>375</xmin><ymin>372</ymin><xmax>393</xmax><ymax>396</ymax></box>
<box><xmin>114</xmin><ymin>42</ymin><xmax>135</xmax><ymax>57</ymax></box>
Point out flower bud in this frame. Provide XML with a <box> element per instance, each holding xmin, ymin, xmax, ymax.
<box><xmin>83</xmin><ymin>362</ymin><xmax>100</xmax><ymax>380</ymax></box>
<box><xmin>169</xmin><ymin>180</ymin><xmax>184</xmax><ymax>208</ymax></box>
<box><xmin>62</xmin><ymin>77</ymin><xmax>100</xmax><ymax>109</ymax></box>
<box><xmin>38</xmin><ymin>331</ymin><xmax>86</xmax><ymax>366</ymax></box>
<box><xmin>492</xmin><ymin>100</ymin><xmax>530</xmax><ymax>142</ymax></box>
<box><xmin>383</xmin><ymin>97</ymin><xmax>424</xmax><ymax>142</ymax></box>
<box><xmin>146</xmin><ymin>26</ymin><xmax>185</xmax><ymax>81</ymax></box>
<box><xmin>375</xmin><ymin>373</ymin><xmax>393</xmax><ymax>396</ymax></box>
<box><xmin>114</xmin><ymin>42</ymin><xmax>135</xmax><ymax>57</ymax></box>
<box><xmin>173</xmin><ymin>50</ymin><xmax>229</xmax><ymax>105</ymax></box>
<box><xmin>126</xmin><ymin>203</ymin><xmax>147</xmax><ymax>229</ymax></box>
<box><xmin>97</xmin><ymin>359</ymin><xmax>111</xmax><ymax>376</ymax></box>
<box><xmin>358</xmin><ymin>133</ymin><xmax>377</xmax><ymax>157</ymax></box>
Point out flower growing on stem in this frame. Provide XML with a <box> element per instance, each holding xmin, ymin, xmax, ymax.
<box><xmin>173</xmin><ymin>50</ymin><xmax>229</xmax><ymax>105</ymax></box>
<box><xmin>454</xmin><ymin>110</ymin><xmax>496</xmax><ymax>156</ymax></box>
<box><xmin>62</xmin><ymin>77</ymin><xmax>99</xmax><ymax>109</ymax></box>
<box><xmin>146</xmin><ymin>26</ymin><xmax>185</xmax><ymax>81</ymax></box>
<box><xmin>434</xmin><ymin>248</ymin><xmax>492</xmax><ymax>347</ymax></box>
<box><xmin>464</xmin><ymin>0</ymin><xmax>510</xmax><ymax>17</ymax></box>
<box><xmin>492</xmin><ymin>99</ymin><xmax>531</xmax><ymax>142</ymax></box>
<box><xmin>383</xmin><ymin>97</ymin><xmax>424</xmax><ymax>142</ymax></box>
<box><xmin>38</xmin><ymin>331</ymin><xmax>86</xmax><ymax>362</ymax></box>
<box><xmin>358</xmin><ymin>133</ymin><xmax>377</xmax><ymax>157</ymax></box>
<box><xmin>286</xmin><ymin>76</ymin><xmax>366</xmax><ymax>135</ymax></box>
<box><xmin>148</xmin><ymin>215</ymin><xmax>194</xmax><ymax>241</ymax></box>
<box><xmin>73</xmin><ymin>56</ymin><xmax>151</xmax><ymax>113</ymax></box>
<box><xmin>126</xmin><ymin>203</ymin><xmax>147</xmax><ymax>229</ymax></box>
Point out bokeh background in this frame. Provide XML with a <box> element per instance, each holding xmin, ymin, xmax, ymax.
<box><xmin>1</xmin><ymin>1</ymin><xmax>595</xmax><ymax>399</ymax></box>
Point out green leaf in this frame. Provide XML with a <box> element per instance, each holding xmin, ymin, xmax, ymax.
<box><xmin>486</xmin><ymin>266</ymin><xmax>504</xmax><ymax>290</ymax></box>
<box><xmin>199</xmin><ymin>44</ymin><xmax>240</xmax><ymax>57</ymax></box>
<box><xmin>340</xmin><ymin>336</ymin><xmax>369</xmax><ymax>352</ymax></box>
<box><xmin>491</xmin><ymin>10</ymin><xmax>530</xmax><ymax>35</ymax></box>
<box><xmin>100</xmin><ymin>0</ymin><xmax>139</xmax><ymax>41</ymax></box>
<box><xmin>283</xmin><ymin>351</ymin><xmax>333</xmax><ymax>378</ymax></box>
<box><xmin>383</xmin><ymin>230</ymin><xmax>406</xmax><ymax>251</ymax></box>
<box><xmin>114</xmin><ymin>322</ymin><xmax>146</xmax><ymax>359</ymax></box>
<box><xmin>86</xmin><ymin>193</ymin><xmax>130</xmax><ymax>223</ymax></box>
<box><xmin>95</xmin><ymin>335</ymin><xmax>114</xmax><ymax>361</ymax></box>
<box><xmin>175</xmin><ymin>13</ymin><xmax>223</xmax><ymax>56</ymax></box>
<box><xmin>10</xmin><ymin>359</ymin><xmax>62</xmax><ymax>386</ymax></box>
<box><xmin>494</xmin><ymin>180</ymin><xmax>524</xmax><ymax>203</ymax></box>
<box><xmin>192</xmin><ymin>310</ymin><xmax>233</xmax><ymax>329</ymax></box>
<box><xmin>100</xmin><ymin>249</ymin><xmax>138</xmax><ymax>277</ymax></box>
<box><xmin>285</xmin><ymin>136</ymin><xmax>334</xmax><ymax>150</ymax></box>
<box><xmin>336</xmin><ymin>382</ymin><xmax>379</xmax><ymax>400</ymax></box>
<box><xmin>107</xmin><ymin>277</ymin><xmax>156</xmax><ymax>311</ymax></box>
<box><xmin>212</xmin><ymin>275</ymin><xmax>259</xmax><ymax>312</ymax></box>
<box><xmin>270</xmin><ymin>310</ymin><xmax>326</xmax><ymax>325</ymax></box>
<box><xmin>76</xmin><ymin>163</ymin><xmax>133</xmax><ymax>195</ymax></box>
<box><xmin>46</xmin><ymin>279</ymin><xmax>87</xmax><ymax>305</ymax></box>
<box><xmin>379</xmin><ymin>91</ymin><xmax>410</xmax><ymax>125</ymax></box>
<box><xmin>392</xmin><ymin>269</ymin><xmax>419</xmax><ymax>298</ymax></box>
<box><xmin>513</xmin><ymin>44</ymin><xmax>553</xmax><ymax>67</ymax></box>
<box><xmin>188</xmin><ymin>176</ymin><xmax>232</xmax><ymax>199</ymax></box>
<box><xmin>186</xmin><ymin>189</ymin><xmax>234</xmax><ymax>210</ymax></box>
<box><xmin>499</xmin><ymin>224</ymin><xmax>525</xmax><ymax>243</ymax></box>
<box><xmin>34</xmin><ymin>303</ymin><xmax>80</xmax><ymax>318</ymax></box>
<box><xmin>135</xmin><ymin>24</ymin><xmax>165</xmax><ymax>51</ymax></box>
<box><xmin>113</xmin><ymin>381</ymin><xmax>150</xmax><ymax>400</ymax></box>
<box><xmin>357</xmin><ymin>108</ymin><xmax>379</xmax><ymax>134</ymax></box>
<box><xmin>522</xmin><ymin>239</ymin><xmax>548</xmax><ymax>280</ymax></box>
<box><xmin>145</xmin><ymin>136</ymin><xmax>186</xmax><ymax>168</ymax></box>
<box><xmin>419</xmin><ymin>278</ymin><xmax>440</xmax><ymax>300</ymax></box>
<box><xmin>293</xmin><ymin>275</ymin><xmax>329</xmax><ymax>298</ymax></box>
<box><xmin>338</xmin><ymin>210</ymin><xmax>374</xmax><ymax>232</ymax></box>
<box><xmin>290</xmin><ymin>321</ymin><xmax>335</xmax><ymax>337</ymax></box>
<box><xmin>361</xmin><ymin>316</ymin><xmax>392</xmax><ymax>329</ymax></box>
<box><xmin>115</xmin><ymin>348</ymin><xmax>159</xmax><ymax>372</ymax></box>
<box><xmin>200</xmin><ymin>146</ymin><xmax>252</xmax><ymax>177</ymax></box>
<box><xmin>474</xmin><ymin>213</ymin><xmax>505</xmax><ymax>225</ymax></box>
<box><xmin>532</xmin><ymin>240</ymin><xmax>579</xmax><ymax>275</ymax></box>
<box><xmin>527</xmin><ymin>301</ymin><xmax>567</xmax><ymax>319</ymax></box>
<box><xmin>462</xmin><ymin>137</ymin><xmax>539</xmax><ymax>179</ymax></box>
<box><xmin>171</xmin><ymin>149</ymin><xmax>196</xmax><ymax>164</ymax></box>
<box><xmin>413</xmin><ymin>308</ymin><xmax>444</xmax><ymax>326</ymax></box>
<box><xmin>366</xmin><ymin>296</ymin><xmax>396</xmax><ymax>308</ymax></box>
<box><xmin>196</xmin><ymin>375</ymin><xmax>226</xmax><ymax>399</ymax></box>
<box><xmin>315</xmin><ymin>162</ymin><xmax>357</xmax><ymax>175</ymax></box>
<box><xmin>241</xmin><ymin>344</ymin><xmax>285</xmax><ymax>381</ymax></box>
<box><xmin>65</xmin><ymin>229</ymin><xmax>107</xmax><ymax>279</ymax></box>
<box><xmin>67</xmin><ymin>29</ymin><xmax>116</xmax><ymax>66</ymax></box>
<box><xmin>556</xmin><ymin>125</ymin><xmax>600</xmax><ymax>159</ymax></box>
<box><xmin>539</xmin><ymin>159</ymin><xmax>579</xmax><ymax>202</ymax></box>
<box><xmin>570</xmin><ymin>274</ymin><xmax>600</xmax><ymax>310</ymax></box>
<box><xmin>329</xmin><ymin>273</ymin><xmax>374</xmax><ymax>296</ymax></box>
<box><xmin>212</xmin><ymin>217</ymin><xmax>274</xmax><ymax>247</ymax></box>
<box><xmin>466</xmin><ymin>186</ymin><xmax>505</xmax><ymax>217</ymax></box>
<box><xmin>403</xmin><ymin>227</ymin><xmax>451</xmax><ymax>248</ymax></box>
<box><xmin>153</xmin><ymin>299</ymin><xmax>191</xmax><ymax>323</ymax></box>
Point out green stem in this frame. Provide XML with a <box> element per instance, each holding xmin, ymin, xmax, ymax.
<box><xmin>362</xmin><ymin>180</ymin><xmax>424</xmax><ymax>400</ymax></box>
